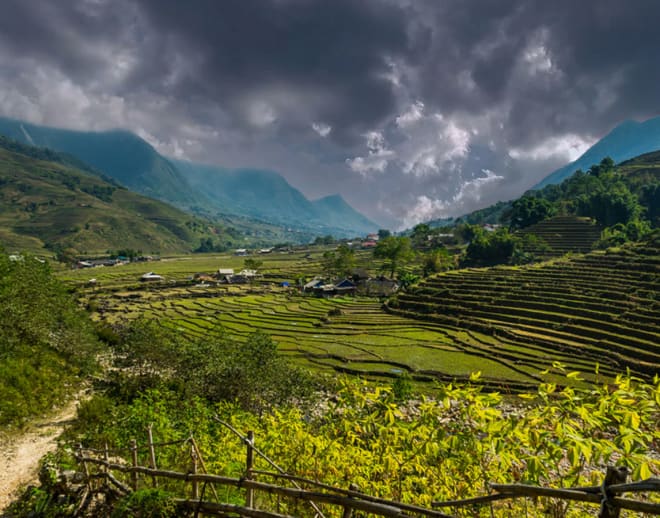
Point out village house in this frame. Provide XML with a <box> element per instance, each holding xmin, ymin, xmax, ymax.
<box><xmin>140</xmin><ymin>272</ymin><xmax>164</xmax><ymax>282</ymax></box>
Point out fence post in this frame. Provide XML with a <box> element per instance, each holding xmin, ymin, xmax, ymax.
<box><xmin>191</xmin><ymin>442</ymin><xmax>199</xmax><ymax>500</ymax></box>
<box><xmin>104</xmin><ymin>442</ymin><xmax>110</xmax><ymax>490</ymax></box>
<box><xmin>130</xmin><ymin>439</ymin><xmax>139</xmax><ymax>491</ymax></box>
<box><xmin>599</xmin><ymin>466</ymin><xmax>629</xmax><ymax>518</ymax></box>
<box><xmin>77</xmin><ymin>443</ymin><xmax>91</xmax><ymax>490</ymax></box>
<box><xmin>147</xmin><ymin>425</ymin><xmax>158</xmax><ymax>487</ymax></box>
<box><xmin>245</xmin><ymin>430</ymin><xmax>255</xmax><ymax>508</ymax></box>
<box><xmin>342</xmin><ymin>482</ymin><xmax>359</xmax><ymax>518</ymax></box>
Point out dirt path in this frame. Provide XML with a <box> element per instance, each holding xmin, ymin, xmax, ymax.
<box><xmin>0</xmin><ymin>398</ymin><xmax>80</xmax><ymax>512</ymax></box>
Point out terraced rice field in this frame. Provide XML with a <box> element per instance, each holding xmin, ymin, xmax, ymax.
<box><xmin>388</xmin><ymin>242</ymin><xmax>659</xmax><ymax>380</ymax></box>
<box><xmin>96</xmin><ymin>287</ymin><xmax>573</xmax><ymax>391</ymax></box>
<box><xmin>518</xmin><ymin>215</ymin><xmax>602</xmax><ymax>258</ymax></box>
<box><xmin>67</xmin><ymin>241</ymin><xmax>658</xmax><ymax>391</ymax></box>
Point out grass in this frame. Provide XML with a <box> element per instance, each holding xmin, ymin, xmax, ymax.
<box><xmin>390</xmin><ymin>244</ymin><xmax>659</xmax><ymax>380</ymax></box>
<box><xmin>62</xmin><ymin>241</ymin><xmax>660</xmax><ymax>391</ymax></box>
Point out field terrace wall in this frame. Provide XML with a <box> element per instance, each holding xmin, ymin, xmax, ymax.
<box><xmin>387</xmin><ymin>242</ymin><xmax>660</xmax><ymax>379</ymax></box>
<box><xmin>518</xmin><ymin>216</ymin><xmax>602</xmax><ymax>258</ymax></box>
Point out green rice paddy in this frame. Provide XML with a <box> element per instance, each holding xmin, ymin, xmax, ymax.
<box><xmin>63</xmin><ymin>242</ymin><xmax>659</xmax><ymax>391</ymax></box>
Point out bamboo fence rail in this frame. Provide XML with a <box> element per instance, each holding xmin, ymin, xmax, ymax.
<box><xmin>72</xmin><ymin>428</ymin><xmax>660</xmax><ymax>518</ymax></box>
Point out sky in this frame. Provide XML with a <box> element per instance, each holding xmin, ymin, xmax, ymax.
<box><xmin>0</xmin><ymin>0</ymin><xmax>659</xmax><ymax>229</ymax></box>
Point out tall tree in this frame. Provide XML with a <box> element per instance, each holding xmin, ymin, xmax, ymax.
<box><xmin>374</xmin><ymin>236</ymin><xmax>413</xmax><ymax>278</ymax></box>
<box><xmin>577</xmin><ymin>183</ymin><xmax>641</xmax><ymax>227</ymax></box>
<box><xmin>508</xmin><ymin>196</ymin><xmax>556</xmax><ymax>229</ymax></box>
<box><xmin>322</xmin><ymin>243</ymin><xmax>356</xmax><ymax>278</ymax></box>
<box><xmin>411</xmin><ymin>223</ymin><xmax>431</xmax><ymax>248</ymax></box>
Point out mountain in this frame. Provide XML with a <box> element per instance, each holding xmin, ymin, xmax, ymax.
<box><xmin>0</xmin><ymin>136</ymin><xmax>218</xmax><ymax>255</ymax></box>
<box><xmin>174</xmin><ymin>160</ymin><xmax>378</xmax><ymax>237</ymax></box>
<box><xmin>311</xmin><ymin>194</ymin><xmax>377</xmax><ymax>233</ymax></box>
<box><xmin>534</xmin><ymin>116</ymin><xmax>660</xmax><ymax>189</ymax></box>
<box><xmin>0</xmin><ymin>117</ymin><xmax>377</xmax><ymax>237</ymax></box>
<box><xmin>0</xmin><ymin>116</ymin><xmax>206</xmax><ymax>210</ymax></box>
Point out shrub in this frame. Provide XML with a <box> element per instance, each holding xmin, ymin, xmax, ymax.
<box><xmin>112</xmin><ymin>489</ymin><xmax>178</xmax><ymax>518</ymax></box>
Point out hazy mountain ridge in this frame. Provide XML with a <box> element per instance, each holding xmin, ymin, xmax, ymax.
<box><xmin>0</xmin><ymin>136</ymin><xmax>218</xmax><ymax>255</ymax></box>
<box><xmin>0</xmin><ymin>117</ymin><xmax>377</xmax><ymax>237</ymax></box>
<box><xmin>311</xmin><ymin>194</ymin><xmax>377</xmax><ymax>231</ymax></box>
<box><xmin>535</xmin><ymin>116</ymin><xmax>660</xmax><ymax>189</ymax></box>
<box><xmin>174</xmin><ymin>159</ymin><xmax>378</xmax><ymax>236</ymax></box>
<box><xmin>0</xmin><ymin>117</ymin><xmax>205</xmax><ymax>209</ymax></box>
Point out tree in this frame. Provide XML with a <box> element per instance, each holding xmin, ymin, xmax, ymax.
<box><xmin>55</xmin><ymin>246</ymin><xmax>80</xmax><ymax>265</ymax></box>
<box><xmin>640</xmin><ymin>183</ymin><xmax>660</xmax><ymax>226</ymax></box>
<box><xmin>454</xmin><ymin>223</ymin><xmax>481</xmax><ymax>244</ymax></box>
<box><xmin>397</xmin><ymin>271</ymin><xmax>420</xmax><ymax>290</ymax></box>
<box><xmin>422</xmin><ymin>248</ymin><xmax>453</xmax><ymax>276</ymax></box>
<box><xmin>322</xmin><ymin>243</ymin><xmax>355</xmax><ymax>278</ymax></box>
<box><xmin>577</xmin><ymin>182</ymin><xmax>641</xmax><ymax>227</ymax></box>
<box><xmin>410</xmin><ymin>223</ymin><xmax>431</xmax><ymax>249</ymax></box>
<box><xmin>313</xmin><ymin>235</ymin><xmax>335</xmax><ymax>245</ymax></box>
<box><xmin>508</xmin><ymin>196</ymin><xmax>556</xmax><ymax>229</ymax></box>
<box><xmin>114</xmin><ymin>322</ymin><xmax>317</xmax><ymax>415</ymax></box>
<box><xmin>243</xmin><ymin>257</ymin><xmax>263</xmax><ymax>271</ymax></box>
<box><xmin>462</xmin><ymin>228</ymin><xmax>518</xmax><ymax>267</ymax></box>
<box><xmin>588</xmin><ymin>156</ymin><xmax>615</xmax><ymax>177</ymax></box>
<box><xmin>195</xmin><ymin>238</ymin><xmax>214</xmax><ymax>253</ymax></box>
<box><xmin>377</xmin><ymin>229</ymin><xmax>391</xmax><ymax>240</ymax></box>
<box><xmin>374</xmin><ymin>236</ymin><xmax>413</xmax><ymax>278</ymax></box>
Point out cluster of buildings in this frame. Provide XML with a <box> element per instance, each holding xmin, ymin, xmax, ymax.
<box><xmin>76</xmin><ymin>255</ymin><xmax>158</xmax><ymax>269</ymax></box>
<box><xmin>302</xmin><ymin>274</ymin><xmax>398</xmax><ymax>298</ymax></box>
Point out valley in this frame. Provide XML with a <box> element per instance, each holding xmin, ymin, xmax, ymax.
<box><xmin>2</xmin><ymin>144</ymin><xmax>659</xmax><ymax>515</ymax></box>
<box><xmin>63</xmin><ymin>238</ymin><xmax>659</xmax><ymax>392</ymax></box>
<box><xmin>2</xmin><ymin>3</ymin><xmax>660</xmax><ymax>514</ymax></box>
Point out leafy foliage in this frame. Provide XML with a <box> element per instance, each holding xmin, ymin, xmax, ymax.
<box><xmin>462</xmin><ymin>227</ymin><xmax>519</xmax><ymax>267</ymax></box>
<box><xmin>243</xmin><ymin>257</ymin><xmax>263</xmax><ymax>271</ymax></box>
<box><xmin>64</xmin><ymin>372</ymin><xmax>659</xmax><ymax>517</ymax></box>
<box><xmin>421</xmin><ymin>247</ymin><xmax>453</xmax><ymax>276</ymax></box>
<box><xmin>112</xmin><ymin>489</ymin><xmax>178</xmax><ymax>518</ymax></box>
<box><xmin>322</xmin><ymin>243</ymin><xmax>356</xmax><ymax>278</ymax></box>
<box><xmin>110</xmin><ymin>320</ymin><xmax>319</xmax><ymax>414</ymax></box>
<box><xmin>374</xmin><ymin>236</ymin><xmax>413</xmax><ymax>277</ymax></box>
<box><xmin>577</xmin><ymin>181</ymin><xmax>641</xmax><ymax>227</ymax></box>
<box><xmin>0</xmin><ymin>252</ymin><xmax>101</xmax><ymax>427</ymax></box>
<box><xmin>509</xmin><ymin>196</ymin><xmax>556</xmax><ymax>229</ymax></box>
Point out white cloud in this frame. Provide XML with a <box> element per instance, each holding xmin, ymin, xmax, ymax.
<box><xmin>398</xmin><ymin>116</ymin><xmax>471</xmax><ymax>176</ymax></box>
<box><xmin>312</xmin><ymin>122</ymin><xmax>331</xmax><ymax>137</ymax></box>
<box><xmin>346</xmin><ymin>131</ymin><xmax>394</xmax><ymax>174</ymax></box>
<box><xmin>519</xmin><ymin>29</ymin><xmax>561</xmax><ymax>79</ymax></box>
<box><xmin>401</xmin><ymin>168</ymin><xmax>504</xmax><ymax>228</ymax></box>
<box><xmin>246</xmin><ymin>100</ymin><xmax>277</xmax><ymax>127</ymax></box>
<box><xmin>346</xmin><ymin>111</ymin><xmax>473</xmax><ymax>178</ymax></box>
<box><xmin>396</xmin><ymin>100</ymin><xmax>424</xmax><ymax>128</ymax></box>
<box><xmin>454</xmin><ymin>168</ymin><xmax>504</xmax><ymax>204</ymax></box>
<box><xmin>508</xmin><ymin>133</ymin><xmax>592</xmax><ymax>162</ymax></box>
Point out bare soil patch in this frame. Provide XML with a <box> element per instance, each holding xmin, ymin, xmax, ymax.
<box><xmin>0</xmin><ymin>398</ymin><xmax>81</xmax><ymax>512</ymax></box>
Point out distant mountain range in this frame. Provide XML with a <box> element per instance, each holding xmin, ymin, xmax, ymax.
<box><xmin>174</xmin><ymin>160</ymin><xmax>377</xmax><ymax>236</ymax></box>
<box><xmin>535</xmin><ymin>116</ymin><xmax>660</xmax><ymax>188</ymax></box>
<box><xmin>0</xmin><ymin>117</ymin><xmax>377</xmax><ymax>237</ymax></box>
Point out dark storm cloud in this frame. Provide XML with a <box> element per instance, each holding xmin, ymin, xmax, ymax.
<box><xmin>0</xmin><ymin>0</ymin><xmax>134</xmax><ymax>81</ymax></box>
<box><xmin>128</xmin><ymin>0</ymin><xmax>413</xmax><ymax>141</ymax></box>
<box><xmin>0</xmin><ymin>0</ymin><xmax>659</xmax><ymax>226</ymax></box>
<box><xmin>407</xmin><ymin>0</ymin><xmax>660</xmax><ymax>145</ymax></box>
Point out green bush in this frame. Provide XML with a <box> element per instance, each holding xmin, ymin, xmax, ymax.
<box><xmin>112</xmin><ymin>489</ymin><xmax>178</xmax><ymax>518</ymax></box>
<box><xmin>0</xmin><ymin>251</ymin><xmax>101</xmax><ymax>428</ymax></box>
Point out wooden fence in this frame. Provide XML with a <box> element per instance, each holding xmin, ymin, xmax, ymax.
<box><xmin>72</xmin><ymin>422</ymin><xmax>660</xmax><ymax>518</ymax></box>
